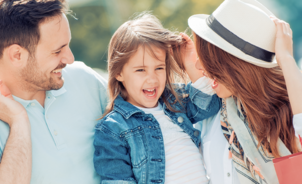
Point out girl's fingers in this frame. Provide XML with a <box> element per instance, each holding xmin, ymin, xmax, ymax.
<box><xmin>180</xmin><ymin>32</ymin><xmax>191</xmax><ymax>42</ymax></box>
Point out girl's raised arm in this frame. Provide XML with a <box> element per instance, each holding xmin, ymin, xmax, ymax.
<box><xmin>180</xmin><ymin>33</ymin><xmax>204</xmax><ymax>83</ymax></box>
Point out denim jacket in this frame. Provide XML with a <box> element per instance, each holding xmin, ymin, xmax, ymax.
<box><xmin>94</xmin><ymin>83</ymin><xmax>221</xmax><ymax>184</ymax></box>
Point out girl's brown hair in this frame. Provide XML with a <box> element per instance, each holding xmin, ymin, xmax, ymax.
<box><xmin>193</xmin><ymin>32</ymin><xmax>299</xmax><ymax>157</ymax></box>
<box><xmin>103</xmin><ymin>12</ymin><xmax>186</xmax><ymax>117</ymax></box>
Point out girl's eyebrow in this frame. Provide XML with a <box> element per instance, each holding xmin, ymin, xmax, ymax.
<box><xmin>133</xmin><ymin>65</ymin><xmax>146</xmax><ymax>68</ymax></box>
<box><xmin>133</xmin><ymin>63</ymin><xmax>166</xmax><ymax>68</ymax></box>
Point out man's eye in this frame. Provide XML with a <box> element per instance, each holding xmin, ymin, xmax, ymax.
<box><xmin>136</xmin><ymin>69</ymin><xmax>145</xmax><ymax>72</ymax></box>
<box><xmin>55</xmin><ymin>50</ymin><xmax>61</xmax><ymax>54</ymax></box>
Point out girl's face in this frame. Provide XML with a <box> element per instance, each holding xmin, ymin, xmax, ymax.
<box><xmin>195</xmin><ymin>58</ymin><xmax>233</xmax><ymax>99</ymax></box>
<box><xmin>116</xmin><ymin>45</ymin><xmax>166</xmax><ymax>108</ymax></box>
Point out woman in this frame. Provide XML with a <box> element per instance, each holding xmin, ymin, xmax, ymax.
<box><xmin>187</xmin><ymin>0</ymin><xmax>302</xmax><ymax>183</ymax></box>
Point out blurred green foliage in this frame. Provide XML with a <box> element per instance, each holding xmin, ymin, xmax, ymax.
<box><xmin>67</xmin><ymin>0</ymin><xmax>302</xmax><ymax>70</ymax></box>
<box><xmin>68</xmin><ymin>0</ymin><xmax>224</xmax><ymax>70</ymax></box>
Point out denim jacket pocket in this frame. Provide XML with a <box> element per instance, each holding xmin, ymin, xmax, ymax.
<box><xmin>122</xmin><ymin>127</ymin><xmax>148</xmax><ymax>168</ymax></box>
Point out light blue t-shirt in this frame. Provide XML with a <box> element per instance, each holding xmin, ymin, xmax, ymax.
<box><xmin>0</xmin><ymin>62</ymin><xmax>108</xmax><ymax>184</ymax></box>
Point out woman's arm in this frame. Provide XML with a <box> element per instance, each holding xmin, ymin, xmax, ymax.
<box><xmin>271</xmin><ymin>17</ymin><xmax>302</xmax><ymax>115</ymax></box>
<box><xmin>0</xmin><ymin>81</ymin><xmax>32</xmax><ymax>184</ymax></box>
<box><xmin>94</xmin><ymin>121</ymin><xmax>137</xmax><ymax>184</ymax></box>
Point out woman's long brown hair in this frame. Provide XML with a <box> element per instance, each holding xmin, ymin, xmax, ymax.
<box><xmin>193</xmin><ymin>32</ymin><xmax>299</xmax><ymax>157</ymax></box>
<box><xmin>102</xmin><ymin>12</ymin><xmax>186</xmax><ymax>118</ymax></box>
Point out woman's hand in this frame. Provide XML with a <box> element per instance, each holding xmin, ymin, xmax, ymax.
<box><xmin>271</xmin><ymin>16</ymin><xmax>294</xmax><ymax>69</ymax></box>
<box><xmin>270</xmin><ymin>17</ymin><xmax>302</xmax><ymax>115</ymax></box>
<box><xmin>180</xmin><ymin>33</ymin><xmax>204</xmax><ymax>83</ymax></box>
<box><xmin>0</xmin><ymin>80</ymin><xmax>28</xmax><ymax>127</ymax></box>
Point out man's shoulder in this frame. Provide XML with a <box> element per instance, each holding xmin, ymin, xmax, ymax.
<box><xmin>63</xmin><ymin>61</ymin><xmax>107</xmax><ymax>87</ymax></box>
<box><xmin>64</xmin><ymin>61</ymin><xmax>98</xmax><ymax>76</ymax></box>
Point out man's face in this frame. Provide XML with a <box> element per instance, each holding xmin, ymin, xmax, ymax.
<box><xmin>21</xmin><ymin>13</ymin><xmax>74</xmax><ymax>91</ymax></box>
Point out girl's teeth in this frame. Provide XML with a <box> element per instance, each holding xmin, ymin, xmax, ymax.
<box><xmin>143</xmin><ymin>89</ymin><xmax>156</xmax><ymax>96</ymax></box>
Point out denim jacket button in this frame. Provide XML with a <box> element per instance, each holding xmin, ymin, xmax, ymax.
<box><xmin>194</xmin><ymin>131</ymin><xmax>199</xmax><ymax>137</ymax></box>
<box><xmin>177</xmin><ymin>117</ymin><xmax>184</xmax><ymax>123</ymax></box>
<box><xmin>147</xmin><ymin>118</ymin><xmax>152</xmax><ymax>121</ymax></box>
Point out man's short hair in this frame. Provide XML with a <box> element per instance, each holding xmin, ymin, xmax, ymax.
<box><xmin>0</xmin><ymin>0</ymin><xmax>69</xmax><ymax>58</ymax></box>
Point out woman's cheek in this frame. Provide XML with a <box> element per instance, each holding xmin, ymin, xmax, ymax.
<box><xmin>215</xmin><ymin>85</ymin><xmax>232</xmax><ymax>99</ymax></box>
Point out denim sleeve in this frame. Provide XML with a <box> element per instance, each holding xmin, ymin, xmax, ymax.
<box><xmin>185</xmin><ymin>82</ymin><xmax>221</xmax><ymax>123</ymax></box>
<box><xmin>94</xmin><ymin>123</ymin><xmax>137</xmax><ymax>184</ymax></box>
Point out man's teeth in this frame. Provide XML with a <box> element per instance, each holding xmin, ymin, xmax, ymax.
<box><xmin>53</xmin><ymin>69</ymin><xmax>62</xmax><ymax>73</ymax></box>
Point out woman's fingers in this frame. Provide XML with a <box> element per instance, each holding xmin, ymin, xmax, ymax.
<box><xmin>0</xmin><ymin>80</ymin><xmax>13</xmax><ymax>100</ymax></box>
<box><xmin>270</xmin><ymin>16</ymin><xmax>294</xmax><ymax>68</ymax></box>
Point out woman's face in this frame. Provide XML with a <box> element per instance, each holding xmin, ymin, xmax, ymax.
<box><xmin>195</xmin><ymin>59</ymin><xmax>233</xmax><ymax>99</ymax></box>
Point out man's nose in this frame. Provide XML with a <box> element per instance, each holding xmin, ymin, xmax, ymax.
<box><xmin>61</xmin><ymin>47</ymin><xmax>74</xmax><ymax>65</ymax></box>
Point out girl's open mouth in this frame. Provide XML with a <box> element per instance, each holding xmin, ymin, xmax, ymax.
<box><xmin>143</xmin><ymin>88</ymin><xmax>156</xmax><ymax>97</ymax></box>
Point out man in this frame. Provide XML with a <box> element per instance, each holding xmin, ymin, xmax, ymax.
<box><xmin>0</xmin><ymin>0</ymin><xmax>108</xmax><ymax>183</ymax></box>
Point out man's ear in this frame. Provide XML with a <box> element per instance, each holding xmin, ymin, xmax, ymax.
<box><xmin>5</xmin><ymin>44</ymin><xmax>29</xmax><ymax>67</ymax></box>
<box><xmin>115</xmin><ymin>73</ymin><xmax>124</xmax><ymax>82</ymax></box>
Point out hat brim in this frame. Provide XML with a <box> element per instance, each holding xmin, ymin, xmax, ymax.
<box><xmin>188</xmin><ymin>14</ymin><xmax>278</xmax><ymax>68</ymax></box>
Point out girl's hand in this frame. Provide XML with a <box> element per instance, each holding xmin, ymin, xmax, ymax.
<box><xmin>180</xmin><ymin>33</ymin><xmax>199</xmax><ymax>70</ymax></box>
<box><xmin>0</xmin><ymin>80</ymin><xmax>28</xmax><ymax>127</ymax></box>
<box><xmin>271</xmin><ymin>16</ymin><xmax>294</xmax><ymax>69</ymax></box>
<box><xmin>180</xmin><ymin>33</ymin><xmax>204</xmax><ymax>82</ymax></box>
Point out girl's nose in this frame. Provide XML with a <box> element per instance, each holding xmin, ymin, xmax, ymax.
<box><xmin>146</xmin><ymin>72</ymin><xmax>159</xmax><ymax>84</ymax></box>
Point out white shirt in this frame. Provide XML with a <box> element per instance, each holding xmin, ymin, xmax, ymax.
<box><xmin>136</xmin><ymin>103</ymin><xmax>209</xmax><ymax>184</ymax></box>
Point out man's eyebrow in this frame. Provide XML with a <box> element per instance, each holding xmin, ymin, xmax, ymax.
<box><xmin>53</xmin><ymin>44</ymin><xmax>67</xmax><ymax>52</ymax></box>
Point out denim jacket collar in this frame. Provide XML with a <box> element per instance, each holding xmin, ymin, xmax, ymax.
<box><xmin>113</xmin><ymin>95</ymin><xmax>166</xmax><ymax>120</ymax></box>
<box><xmin>113</xmin><ymin>95</ymin><xmax>144</xmax><ymax>119</ymax></box>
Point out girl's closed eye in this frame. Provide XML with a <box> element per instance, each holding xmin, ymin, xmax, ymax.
<box><xmin>156</xmin><ymin>67</ymin><xmax>165</xmax><ymax>70</ymax></box>
<box><xmin>136</xmin><ymin>69</ymin><xmax>145</xmax><ymax>72</ymax></box>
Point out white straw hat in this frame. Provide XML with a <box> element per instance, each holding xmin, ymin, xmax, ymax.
<box><xmin>188</xmin><ymin>0</ymin><xmax>278</xmax><ymax>68</ymax></box>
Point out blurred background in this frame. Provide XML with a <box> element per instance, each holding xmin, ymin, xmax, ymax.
<box><xmin>66</xmin><ymin>0</ymin><xmax>302</xmax><ymax>78</ymax></box>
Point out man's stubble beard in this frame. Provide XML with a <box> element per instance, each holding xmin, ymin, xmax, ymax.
<box><xmin>20</xmin><ymin>57</ymin><xmax>64</xmax><ymax>91</ymax></box>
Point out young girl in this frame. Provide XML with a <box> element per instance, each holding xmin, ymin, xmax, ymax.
<box><xmin>93</xmin><ymin>13</ymin><xmax>220</xmax><ymax>184</ymax></box>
